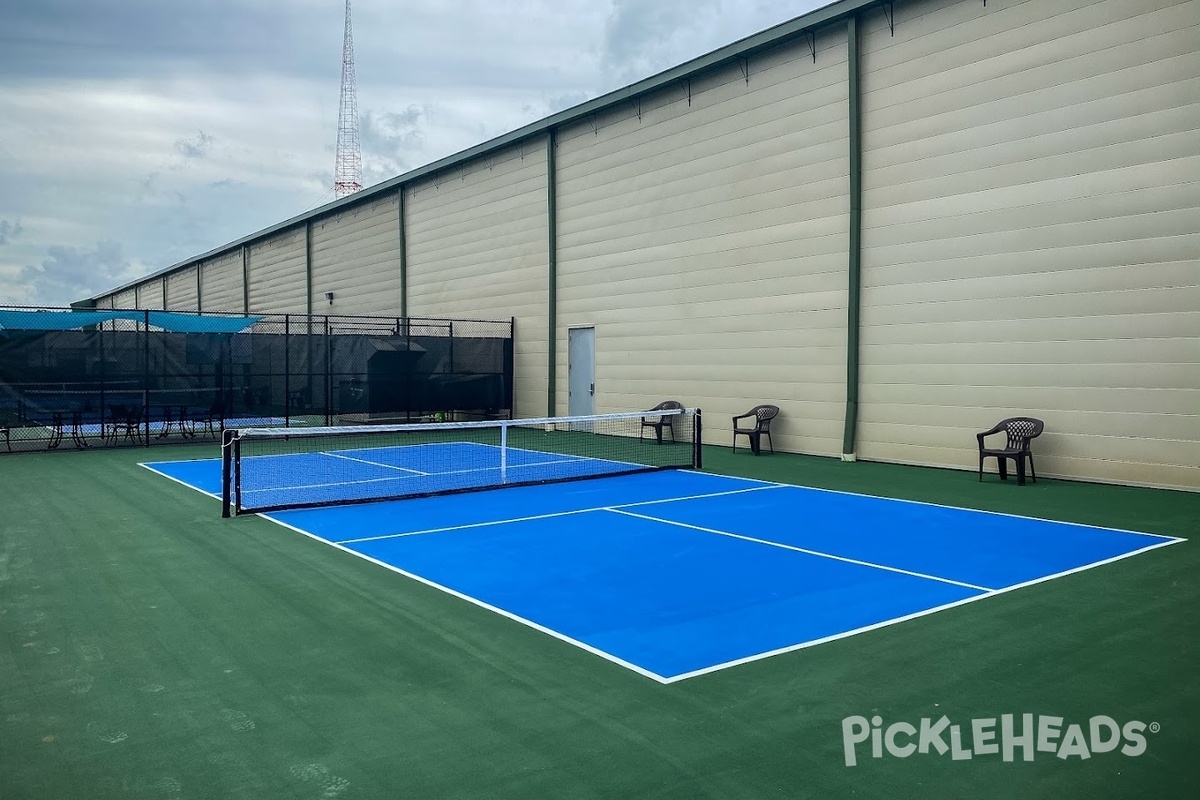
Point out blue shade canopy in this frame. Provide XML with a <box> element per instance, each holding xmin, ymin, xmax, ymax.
<box><xmin>0</xmin><ymin>310</ymin><xmax>260</xmax><ymax>333</ymax></box>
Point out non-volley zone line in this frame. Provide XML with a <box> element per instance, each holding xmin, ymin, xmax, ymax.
<box><xmin>333</xmin><ymin>483</ymin><xmax>786</xmax><ymax>545</ymax></box>
<box><xmin>331</xmin><ymin>485</ymin><xmax>988</xmax><ymax>593</ymax></box>
<box><xmin>239</xmin><ymin>451</ymin><xmax>628</xmax><ymax>499</ymax></box>
<box><xmin>140</xmin><ymin>463</ymin><xmax>1183</xmax><ymax>681</ymax></box>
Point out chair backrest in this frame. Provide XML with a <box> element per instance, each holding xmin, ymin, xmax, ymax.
<box><xmin>1001</xmin><ymin>417</ymin><xmax>1043</xmax><ymax>450</ymax></box>
<box><xmin>649</xmin><ymin>400</ymin><xmax>683</xmax><ymax>412</ymax></box>
<box><xmin>755</xmin><ymin>405</ymin><xmax>780</xmax><ymax>430</ymax></box>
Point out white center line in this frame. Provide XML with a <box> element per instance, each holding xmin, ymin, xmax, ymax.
<box><xmin>320</xmin><ymin>451</ymin><xmax>430</xmax><ymax>475</ymax></box>
<box><xmin>607</xmin><ymin>508</ymin><xmax>994</xmax><ymax>593</ymax></box>
<box><xmin>334</xmin><ymin>484</ymin><xmax>782</xmax><ymax>544</ymax></box>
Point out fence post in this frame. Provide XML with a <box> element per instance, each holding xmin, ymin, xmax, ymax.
<box><xmin>142</xmin><ymin>309</ymin><xmax>151</xmax><ymax>446</ymax></box>
<box><xmin>324</xmin><ymin>316</ymin><xmax>332</xmax><ymax>426</ymax></box>
<box><xmin>284</xmin><ymin>314</ymin><xmax>291</xmax><ymax>428</ymax></box>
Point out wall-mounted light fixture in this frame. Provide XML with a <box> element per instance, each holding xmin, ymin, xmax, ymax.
<box><xmin>325</xmin><ymin>291</ymin><xmax>334</xmax><ymax>305</ymax></box>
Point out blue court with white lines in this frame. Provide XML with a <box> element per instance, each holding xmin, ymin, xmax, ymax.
<box><xmin>144</xmin><ymin>456</ymin><xmax>1182</xmax><ymax>682</ymax></box>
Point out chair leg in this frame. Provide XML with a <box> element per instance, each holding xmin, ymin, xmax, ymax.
<box><xmin>1016</xmin><ymin>456</ymin><xmax>1026</xmax><ymax>486</ymax></box>
<box><xmin>766</xmin><ymin>431</ymin><xmax>773</xmax><ymax>454</ymax></box>
<box><xmin>997</xmin><ymin>457</ymin><xmax>1009</xmax><ymax>481</ymax></box>
<box><xmin>1028</xmin><ymin>454</ymin><xmax>1037</xmax><ymax>483</ymax></box>
<box><xmin>978</xmin><ymin>454</ymin><xmax>984</xmax><ymax>482</ymax></box>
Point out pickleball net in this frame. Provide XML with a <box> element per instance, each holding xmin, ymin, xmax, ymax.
<box><xmin>221</xmin><ymin>408</ymin><xmax>702</xmax><ymax>515</ymax></box>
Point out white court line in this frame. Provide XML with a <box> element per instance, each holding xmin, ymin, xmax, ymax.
<box><xmin>743</xmin><ymin>478</ymin><xmax>1181</xmax><ymax>542</ymax></box>
<box><xmin>141</xmin><ymin>460</ymin><xmax>1187</xmax><ymax>682</ymax></box>
<box><xmin>138</xmin><ymin>462</ymin><xmax>222</xmax><ymax>500</ymax></box>
<box><xmin>242</xmin><ymin>453</ymin><xmax>627</xmax><ymax>498</ymax></box>
<box><xmin>335</xmin><ymin>484</ymin><xmax>782</xmax><ymax>545</ymax></box>
<box><xmin>470</xmin><ymin>441</ymin><xmax>670</xmax><ymax>473</ymax></box>
<box><xmin>262</xmin><ymin>514</ymin><xmax>673</xmax><ymax>684</ymax></box>
<box><xmin>608</xmin><ymin>508</ymin><xmax>994</xmax><ymax>592</ymax></box>
<box><xmin>320</xmin><ymin>450</ymin><xmax>430</xmax><ymax>475</ymax></box>
<box><xmin>665</xmin><ymin>535</ymin><xmax>1185</xmax><ymax>683</ymax></box>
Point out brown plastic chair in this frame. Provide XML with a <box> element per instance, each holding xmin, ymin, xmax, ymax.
<box><xmin>641</xmin><ymin>400</ymin><xmax>683</xmax><ymax>444</ymax></box>
<box><xmin>732</xmin><ymin>405</ymin><xmax>779</xmax><ymax>455</ymax></box>
<box><xmin>977</xmin><ymin>417</ymin><xmax>1044</xmax><ymax>485</ymax></box>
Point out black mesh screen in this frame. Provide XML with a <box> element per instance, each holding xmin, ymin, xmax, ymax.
<box><xmin>0</xmin><ymin>307</ymin><xmax>514</xmax><ymax>453</ymax></box>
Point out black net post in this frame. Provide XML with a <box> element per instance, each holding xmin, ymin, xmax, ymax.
<box><xmin>693</xmin><ymin>408</ymin><xmax>703</xmax><ymax>470</ymax></box>
<box><xmin>221</xmin><ymin>427</ymin><xmax>234</xmax><ymax>517</ymax></box>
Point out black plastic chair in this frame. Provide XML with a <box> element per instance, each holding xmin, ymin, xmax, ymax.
<box><xmin>0</xmin><ymin>407</ymin><xmax>14</xmax><ymax>452</ymax></box>
<box><xmin>977</xmin><ymin>417</ymin><xmax>1044</xmax><ymax>485</ymax></box>
<box><xmin>107</xmin><ymin>403</ymin><xmax>146</xmax><ymax>444</ymax></box>
<box><xmin>732</xmin><ymin>405</ymin><xmax>779</xmax><ymax>455</ymax></box>
<box><xmin>640</xmin><ymin>400</ymin><xmax>683</xmax><ymax>444</ymax></box>
<box><xmin>190</xmin><ymin>399</ymin><xmax>225</xmax><ymax>440</ymax></box>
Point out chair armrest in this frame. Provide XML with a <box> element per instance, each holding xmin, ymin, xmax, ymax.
<box><xmin>977</xmin><ymin>422</ymin><xmax>1006</xmax><ymax>444</ymax></box>
<box><xmin>732</xmin><ymin>412</ymin><xmax>754</xmax><ymax>425</ymax></box>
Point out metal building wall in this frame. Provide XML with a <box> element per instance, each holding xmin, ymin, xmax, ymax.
<box><xmin>248</xmin><ymin>226</ymin><xmax>308</xmax><ymax>314</ymax></box>
<box><xmin>555</xmin><ymin>28</ymin><xmax>850</xmax><ymax>456</ymax></box>
<box><xmin>199</xmin><ymin>251</ymin><xmax>244</xmax><ymax>313</ymax></box>
<box><xmin>856</xmin><ymin>0</ymin><xmax>1200</xmax><ymax>488</ymax></box>
<box><xmin>76</xmin><ymin>0</ymin><xmax>1199</xmax><ymax>489</ymax></box>
<box><xmin>136</xmin><ymin>279</ymin><xmax>165</xmax><ymax>310</ymax></box>
<box><xmin>405</xmin><ymin>143</ymin><xmax>549</xmax><ymax>418</ymax></box>
<box><xmin>112</xmin><ymin>288</ymin><xmax>137</xmax><ymax>309</ymax></box>
<box><xmin>166</xmin><ymin>266</ymin><xmax>199</xmax><ymax>311</ymax></box>
<box><xmin>310</xmin><ymin>192</ymin><xmax>400</xmax><ymax>315</ymax></box>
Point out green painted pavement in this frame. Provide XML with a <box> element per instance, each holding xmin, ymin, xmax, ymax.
<box><xmin>1</xmin><ymin>444</ymin><xmax>1196</xmax><ymax>799</ymax></box>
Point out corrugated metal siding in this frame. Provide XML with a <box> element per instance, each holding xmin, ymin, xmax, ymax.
<box><xmin>406</xmin><ymin>143</ymin><xmax>549</xmax><ymax>418</ymax></box>
<box><xmin>556</xmin><ymin>29</ymin><xmax>850</xmax><ymax>455</ymax></box>
<box><xmin>166</xmin><ymin>266</ymin><xmax>199</xmax><ymax>311</ymax></box>
<box><xmin>248</xmin><ymin>226</ymin><xmax>308</xmax><ymax>314</ymax></box>
<box><xmin>199</xmin><ymin>251</ymin><xmax>244</xmax><ymax>313</ymax></box>
<box><xmin>857</xmin><ymin>0</ymin><xmax>1200</xmax><ymax>488</ymax></box>
<box><xmin>310</xmin><ymin>193</ymin><xmax>400</xmax><ymax>315</ymax></box>
<box><xmin>136</xmin><ymin>279</ymin><xmax>165</xmax><ymax>310</ymax></box>
<box><xmin>113</xmin><ymin>288</ymin><xmax>137</xmax><ymax>309</ymax></box>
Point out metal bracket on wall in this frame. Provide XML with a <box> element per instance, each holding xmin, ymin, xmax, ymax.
<box><xmin>738</xmin><ymin>56</ymin><xmax>750</xmax><ymax>85</ymax></box>
<box><xmin>683</xmin><ymin>78</ymin><xmax>692</xmax><ymax>107</ymax></box>
<box><xmin>806</xmin><ymin>30</ymin><xmax>817</xmax><ymax>63</ymax></box>
<box><xmin>631</xmin><ymin>97</ymin><xmax>642</xmax><ymax>122</ymax></box>
<box><xmin>883</xmin><ymin>1</ymin><xmax>895</xmax><ymax>36</ymax></box>
<box><xmin>589</xmin><ymin>112</ymin><xmax>600</xmax><ymax>135</ymax></box>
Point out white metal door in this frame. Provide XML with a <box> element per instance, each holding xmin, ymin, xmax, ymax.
<box><xmin>567</xmin><ymin>326</ymin><xmax>595</xmax><ymax>417</ymax></box>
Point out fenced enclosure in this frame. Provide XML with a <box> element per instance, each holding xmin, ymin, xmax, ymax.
<box><xmin>0</xmin><ymin>307</ymin><xmax>514</xmax><ymax>453</ymax></box>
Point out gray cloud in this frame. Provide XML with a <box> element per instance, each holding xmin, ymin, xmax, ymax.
<box><xmin>19</xmin><ymin>240</ymin><xmax>139</xmax><ymax>306</ymax></box>
<box><xmin>0</xmin><ymin>219</ymin><xmax>23</xmax><ymax>245</ymax></box>
<box><xmin>359</xmin><ymin>106</ymin><xmax>425</xmax><ymax>186</ymax></box>
<box><xmin>0</xmin><ymin>0</ymin><xmax>331</xmax><ymax>82</ymax></box>
<box><xmin>175</xmin><ymin>131</ymin><xmax>214</xmax><ymax>160</ymax></box>
<box><xmin>1</xmin><ymin>0</ymin><xmax>833</xmax><ymax>306</ymax></box>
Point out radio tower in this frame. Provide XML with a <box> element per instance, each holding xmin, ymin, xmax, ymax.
<box><xmin>334</xmin><ymin>0</ymin><xmax>363</xmax><ymax>198</ymax></box>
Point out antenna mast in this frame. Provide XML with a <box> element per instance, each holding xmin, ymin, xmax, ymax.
<box><xmin>334</xmin><ymin>0</ymin><xmax>363</xmax><ymax>198</ymax></box>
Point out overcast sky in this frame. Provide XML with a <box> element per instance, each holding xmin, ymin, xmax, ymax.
<box><xmin>0</xmin><ymin>0</ymin><xmax>831</xmax><ymax>307</ymax></box>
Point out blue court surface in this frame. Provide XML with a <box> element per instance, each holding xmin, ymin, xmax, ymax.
<box><xmin>143</xmin><ymin>456</ymin><xmax>1182</xmax><ymax>683</ymax></box>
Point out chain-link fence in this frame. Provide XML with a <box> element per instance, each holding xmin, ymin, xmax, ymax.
<box><xmin>0</xmin><ymin>307</ymin><xmax>514</xmax><ymax>453</ymax></box>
